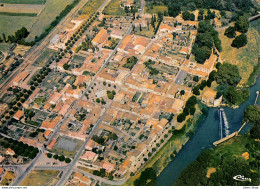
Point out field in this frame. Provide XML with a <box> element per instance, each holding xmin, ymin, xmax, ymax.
<box><xmin>0</xmin><ymin>0</ymin><xmax>74</xmax><ymax>39</ymax></box>
<box><xmin>0</xmin><ymin>0</ymin><xmax>46</xmax><ymax>4</ymax></box>
<box><xmin>103</xmin><ymin>0</ymin><xmax>125</xmax><ymax>16</ymax></box>
<box><xmin>218</xmin><ymin>24</ymin><xmax>260</xmax><ymax>86</ymax></box>
<box><xmin>81</xmin><ymin>0</ymin><xmax>105</xmax><ymax>17</ymax></box>
<box><xmin>0</xmin><ymin>171</ymin><xmax>15</xmax><ymax>186</ymax></box>
<box><xmin>0</xmin><ymin>15</ymin><xmax>35</xmax><ymax>36</ymax></box>
<box><xmin>0</xmin><ymin>4</ymin><xmax>44</xmax><ymax>14</ymax></box>
<box><xmin>26</xmin><ymin>0</ymin><xmax>74</xmax><ymax>41</ymax></box>
<box><xmin>145</xmin><ymin>4</ymin><xmax>168</xmax><ymax>15</ymax></box>
<box><xmin>20</xmin><ymin>170</ymin><xmax>60</xmax><ymax>186</ymax></box>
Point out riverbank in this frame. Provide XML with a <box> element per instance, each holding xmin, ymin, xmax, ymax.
<box><xmin>124</xmin><ymin>101</ymin><xmax>208</xmax><ymax>186</ymax></box>
<box><xmin>174</xmin><ymin>132</ymin><xmax>260</xmax><ymax>186</ymax></box>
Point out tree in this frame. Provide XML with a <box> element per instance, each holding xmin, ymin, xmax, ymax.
<box><xmin>63</xmin><ymin>63</ymin><xmax>69</xmax><ymax>70</ymax></box>
<box><xmin>243</xmin><ymin>105</ymin><xmax>260</xmax><ymax>126</ymax></box>
<box><xmin>58</xmin><ymin>155</ymin><xmax>65</xmax><ymax>162</ymax></box>
<box><xmin>47</xmin><ymin>153</ymin><xmax>52</xmax><ymax>158</ymax></box>
<box><xmin>224</xmin><ymin>26</ymin><xmax>236</xmax><ymax>38</ymax></box>
<box><xmin>192</xmin><ymin>44</ymin><xmax>211</xmax><ymax>63</ymax></box>
<box><xmin>65</xmin><ymin>157</ymin><xmax>71</xmax><ymax>163</ymax></box>
<box><xmin>231</xmin><ymin>34</ymin><xmax>247</xmax><ymax>48</ymax></box>
<box><xmin>134</xmin><ymin>168</ymin><xmax>156</xmax><ymax>186</ymax></box>
<box><xmin>215</xmin><ymin>63</ymin><xmax>241</xmax><ymax>86</ymax></box>
<box><xmin>182</xmin><ymin>11</ymin><xmax>195</xmax><ymax>21</ymax></box>
<box><xmin>177</xmin><ymin>113</ymin><xmax>186</xmax><ymax>123</ymax></box>
<box><xmin>235</xmin><ymin>15</ymin><xmax>249</xmax><ymax>33</ymax></box>
<box><xmin>53</xmin><ymin>154</ymin><xmax>59</xmax><ymax>159</ymax></box>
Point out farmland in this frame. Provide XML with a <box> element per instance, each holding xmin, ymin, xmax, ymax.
<box><xmin>103</xmin><ymin>0</ymin><xmax>126</xmax><ymax>16</ymax></box>
<box><xmin>26</xmin><ymin>0</ymin><xmax>75</xmax><ymax>41</ymax></box>
<box><xmin>0</xmin><ymin>0</ymin><xmax>76</xmax><ymax>40</ymax></box>
<box><xmin>0</xmin><ymin>3</ymin><xmax>44</xmax><ymax>14</ymax></box>
<box><xmin>0</xmin><ymin>0</ymin><xmax>46</xmax><ymax>4</ymax></box>
<box><xmin>0</xmin><ymin>15</ymin><xmax>35</xmax><ymax>36</ymax></box>
<box><xmin>81</xmin><ymin>0</ymin><xmax>105</xmax><ymax>17</ymax></box>
<box><xmin>145</xmin><ymin>3</ymin><xmax>168</xmax><ymax>15</ymax></box>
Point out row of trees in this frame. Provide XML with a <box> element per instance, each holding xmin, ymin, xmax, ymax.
<box><xmin>0</xmin><ymin>27</ymin><xmax>34</xmax><ymax>46</ymax></box>
<box><xmin>192</xmin><ymin>20</ymin><xmax>221</xmax><ymax>63</ymax></box>
<box><xmin>0</xmin><ymin>135</ymin><xmax>39</xmax><ymax>159</ymax></box>
<box><xmin>56</xmin><ymin>12</ymin><xmax>98</xmax><ymax>63</ymax></box>
<box><xmin>47</xmin><ymin>153</ymin><xmax>71</xmax><ymax>163</ymax></box>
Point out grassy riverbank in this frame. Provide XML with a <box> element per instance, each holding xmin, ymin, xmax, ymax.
<box><xmin>124</xmin><ymin>101</ymin><xmax>208</xmax><ymax>186</ymax></box>
<box><xmin>175</xmin><ymin>132</ymin><xmax>260</xmax><ymax>186</ymax></box>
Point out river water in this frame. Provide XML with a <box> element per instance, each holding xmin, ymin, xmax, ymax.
<box><xmin>156</xmin><ymin>73</ymin><xmax>260</xmax><ymax>185</ymax></box>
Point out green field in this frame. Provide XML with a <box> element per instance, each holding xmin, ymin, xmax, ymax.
<box><xmin>103</xmin><ymin>0</ymin><xmax>126</xmax><ymax>16</ymax></box>
<box><xmin>0</xmin><ymin>15</ymin><xmax>35</xmax><ymax>36</ymax></box>
<box><xmin>81</xmin><ymin>0</ymin><xmax>105</xmax><ymax>16</ymax></box>
<box><xmin>219</xmin><ymin>24</ymin><xmax>260</xmax><ymax>86</ymax></box>
<box><xmin>0</xmin><ymin>12</ymin><xmax>37</xmax><ymax>16</ymax></box>
<box><xmin>145</xmin><ymin>4</ymin><xmax>168</xmax><ymax>15</ymax></box>
<box><xmin>26</xmin><ymin>0</ymin><xmax>74</xmax><ymax>41</ymax></box>
<box><xmin>0</xmin><ymin>0</ymin><xmax>46</xmax><ymax>4</ymax></box>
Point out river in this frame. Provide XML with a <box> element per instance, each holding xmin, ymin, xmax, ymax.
<box><xmin>156</xmin><ymin>72</ymin><xmax>260</xmax><ymax>185</ymax></box>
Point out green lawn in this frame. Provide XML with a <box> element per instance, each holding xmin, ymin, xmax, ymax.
<box><xmin>0</xmin><ymin>15</ymin><xmax>35</xmax><ymax>36</ymax></box>
<box><xmin>81</xmin><ymin>0</ymin><xmax>105</xmax><ymax>16</ymax></box>
<box><xmin>103</xmin><ymin>0</ymin><xmax>126</xmax><ymax>16</ymax></box>
<box><xmin>0</xmin><ymin>0</ymin><xmax>46</xmax><ymax>4</ymax></box>
<box><xmin>26</xmin><ymin>0</ymin><xmax>74</xmax><ymax>41</ymax></box>
<box><xmin>145</xmin><ymin>4</ymin><xmax>168</xmax><ymax>15</ymax></box>
<box><xmin>219</xmin><ymin>25</ymin><xmax>260</xmax><ymax>86</ymax></box>
<box><xmin>0</xmin><ymin>12</ymin><xmax>37</xmax><ymax>17</ymax></box>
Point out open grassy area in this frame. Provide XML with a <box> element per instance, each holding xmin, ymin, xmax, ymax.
<box><xmin>145</xmin><ymin>4</ymin><xmax>168</xmax><ymax>15</ymax></box>
<box><xmin>103</xmin><ymin>0</ymin><xmax>126</xmax><ymax>16</ymax></box>
<box><xmin>0</xmin><ymin>171</ymin><xmax>15</xmax><ymax>186</ymax></box>
<box><xmin>20</xmin><ymin>170</ymin><xmax>60</xmax><ymax>186</ymax></box>
<box><xmin>0</xmin><ymin>3</ymin><xmax>44</xmax><ymax>14</ymax></box>
<box><xmin>26</xmin><ymin>0</ymin><xmax>74</xmax><ymax>41</ymax></box>
<box><xmin>0</xmin><ymin>0</ymin><xmax>46</xmax><ymax>4</ymax></box>
<box><xmin>0</xmin><ymin>12</ymin><xmax>37</xmax><ymax>16</ymax></box>
<box><xmin>218</xmin><ymin>24</ymin><xmax>260</xmax><ymax>86</ymax></box>
<box><xmin>0</xmin><ymin>15</ymin><xmax>35</xmax><ymax>36</ymax></box>
<box><xmin>124</xmin><ymin>102</ymin><xmax>208</xmax><ymax>185</ymax></box>
<box><xmin>81</xmin><ymin>0</ymin><xmax>105</xmax><ymax>17</ymax></box>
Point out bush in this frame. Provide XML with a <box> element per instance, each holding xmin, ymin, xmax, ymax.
<box><xmin>224</xmin><ymin>26</ymin><xmax>236</xmax><ymax>38</ymax></box>
<box><xmin>65</xmin><ymin>157</ymin><xmax>71</xmax><ymax>163</ymax></box>
<box><xmin>231</xmin><ymin>34</ymin><xmax>247</xmax><ymax>48</ymax></box>
<box><xmin>47</xmin><ymin>153</ymin><xmax>52</xmax><ymax>158</ymax></box>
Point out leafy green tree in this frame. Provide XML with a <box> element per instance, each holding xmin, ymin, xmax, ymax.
<box><xmin>47</xmin><ymin>153</ymin><xmax>52</xmax><ymax>158</ymax></box>
<box><xmin>235</xmin><ymin>15</ymin><xmax>249</xmax><ymax>33</ymax></box>
<box><xmin>134</xmin><ymin>168</ymin><xmax>156</xmax><ymax>186</ymax></box>
<box><xmin>231</xmin><ymin>34</ymin><xmax>247</xmax><ymax>48</ymax></box>
<box><xmin>224</xmin><ymin>26</ymin><xmax>236</xmax><ymax>38</ymax></box>
<box><xmin>65</xmin><ymin>157</ymin><xmax>71</xmax><ymax>163</ymax></box>
<box><xmin>215</xmin><ymin>63</ymin><xmax>241</xmax><ymax>86</ymax></box>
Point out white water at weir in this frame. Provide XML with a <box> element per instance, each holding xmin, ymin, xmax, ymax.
<box><xmin>222</xmin><ymin>110</ymin><xmax>230</xmax><ymax>136</ymax></box>
<box><xmin>219</xmin><ymin>109</ymin><xmax>223</xmax><ymax>138</ymax></box>
<box><xmin>219</xmin><ymin>108</ymin><xmax>230</xmax><ymax>138</ymax></box>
